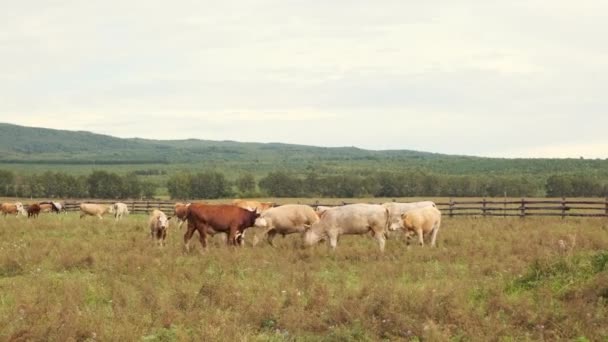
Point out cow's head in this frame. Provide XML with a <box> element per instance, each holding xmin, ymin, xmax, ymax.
<box><xmin>303</xmin><ymin>223</ymin><xmax>323</xmax><ymax>247</ymax></box>
<box><xmin>254</xmin><ymin>215</ymin><xmax>268</xmax><ymax>229</ymax></box>
<box><xmin>157</xmin><ymin>214</ymin><xmax>170</xmax><ymax>230</ymax></box>
<box><xmin>400</xmin><ymin>213</ymin><xmax>414</xmax><ymax>230</ymax></box>
<box><xmin>15</xmin><ymin>202</ymin><xmax>26</xmax><ymax>216</ymax></box>
<box><xmin>388</xmin><ymin>213</ymin><xmax>406</xmax><ymax>231</ymax></box>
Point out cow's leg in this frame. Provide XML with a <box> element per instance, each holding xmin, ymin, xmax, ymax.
<box><xmin>375</xmin><ymin>231</ymin><xmax>386</xmax><ymax>252</ymax></box>
<box><xmin>328</xmin><ymin>232</ymin><xmax>339</xmax><ymax>250</ymax></box>
<box><xmin>417</xmin><ymin>229</ymin><xmax>424</xmax><ymax>247</ymax></box>
<box><xmin>227</xmin><ymin>226</ymin><xmax>238</xmax><ymax>246</ymax></box>
<box><xmin>79</xmin><ymin>212</ymin><xmax>85</xmax><ymax>219</ymax></box>
<box><xmin>183</xmin><ymin>223</ymin><xmax>196</xmax><ymax>252</ymax></box>
<box><xmin>198</xmin><ymin>224</ymin><xmax>209</xmax><ymax>250</ymax></box>
<box><xmin>430</xmin><ymin>223</ymin><xmax>440</xmax><ymax>248</ymax></box>
<box><xmin>266</xmin><ymin>229</ymin><xmax>278</xmax><ymax>247</ymax></box>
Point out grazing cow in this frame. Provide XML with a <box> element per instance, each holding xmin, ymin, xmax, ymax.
<box><xmin>51</xmin><ymin>201</ymin><xmax>65</xmax><ymax>213</ymax></box>
<box><xmin>39</xmin><ymin>201</ymin><xmax>62</xmax><ymax>214</ymax></box>
<box><xmin>185</xmin><ymin>203</ymin><xmax>259</xmax><ymax>251</ymax></box>
<box><xmin>400</xmin><ymin>206</ymin><xmax>442</xmax><ymax>247</ymax></box>
<box><xmin>304</xmin><ymin>204</ymin><xmax>389</xmax><ymax>252</ymax></box>
<box><xmin>1</xmin><ymin>202</ymin><xmax>27</xmax><ymax>217</ymax></box>
<box><xmin>39</xmin><ymin>203</ymin><xmax>54</xmax><ymax>213</ymax></box>
<box><xmin>27</xmin><ymin>203</ymin><xmax>41</xmax><ymax>218</ymax></box>
<box><xmin>253</xmin><ymin>204</ymin><xmax>320</xmax><ymax>246</ymax></box>
<box><xmin>79</xmin><ymin>203</ymin><xmax>110</xmax><ymax>219</ymax></box>
<box><xmin>111</xmin><ymin>202</ymin><xmax>130</xmax><ymax>220</ymax></box>
<box><xmin>232</xmin><ymin>199</ymin><xmax>275</xmax><ymax>214</ymax></box>
<box><xmin>382</xmin><ymin>201</ymin><xmax>436</xmax><ymax>231</ymax></box>
<box><xmin>149</xmin><ymin>209</ymin><xmax>170</xmax><ymax>247</ymax></box>
<box><xmin>173</xmin><ymin>202</ymin><xmax>191</xmax><ymax>229</ymax></box>
<box><xmin>314</xmin><ymin>205</ymin><xmax>334</xmax><ymax>218</ymax></box>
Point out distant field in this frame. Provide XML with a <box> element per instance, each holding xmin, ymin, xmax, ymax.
<box><xmin>1</xmin><ymin>212</ymin><xmax>607</xmax><ymax>340</ymax></box>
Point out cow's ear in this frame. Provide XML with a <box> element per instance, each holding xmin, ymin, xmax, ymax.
<box><xmin>401</xmin><ymin>213</ymin><xmax>408</xmax><ymax>219</ymax></box>
<box><xmin>303</xmin><ymin>224</ymin><xmax>311</xmax><ymax>232</ymax></box>
<box><xmin>167</xmin><ymin>216</ymin><xmax>173</xmax><ymax>221</ymax></box>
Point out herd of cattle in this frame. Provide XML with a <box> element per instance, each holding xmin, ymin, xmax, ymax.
<box><xmin>1</xmin><ymin>199</ymin><xmax>442</xmax><ymax>252</ymax></box>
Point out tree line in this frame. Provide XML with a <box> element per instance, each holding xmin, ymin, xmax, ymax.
<box><xmin>166</xmin><ymin>170</ymin><xmax>608</xmax><ymax>199</ymax></box>
<box><xmin>2</xmin><ymin>169</ymin><xmax>607</xmax><ymax>199</ymax></box>
<box><xmin>0</xmin><ymin>170</ymin><xmax>156</xmax><ymax>199</ymax></box>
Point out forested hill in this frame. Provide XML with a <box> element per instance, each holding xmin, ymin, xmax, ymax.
<box><xmin>0</xmin><ymin>122</ymin><xmax>607</xmax><ymax>176</ymax></box>
<box><xmin>0</xmin><ymin>122</ymin><xmax>436</xmax><ymax>164</ymax></box>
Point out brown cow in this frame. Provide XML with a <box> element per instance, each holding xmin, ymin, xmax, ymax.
<box><xmin>27</xmin><ymin>203</ymin><xmax>41</xmax><ymax>218</ymax></box>
<box><xmin>185</xmin><ymin>203</ymin><xmax>259</xmax><ymax>251</ymax></box>
<box><xmin>1</xmin><ymin>202</ymin><xmax>27</xmax><ymax>217</ymax></box>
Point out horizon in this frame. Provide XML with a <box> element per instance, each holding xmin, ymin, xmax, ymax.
<box><xmin>1</xmin><ymin>1</ymin><xmax>607</xmax><ymax>158</ymax></box>
<box><xmin>3</xmin><ymin>121</ymin><xmax>606</xmax><ymax>161</ymax></box>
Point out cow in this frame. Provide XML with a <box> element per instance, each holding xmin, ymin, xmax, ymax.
<box><xmin>314</xmin><ymin>205</ymin><xmax>334</xmax><ymax>218</ymax></box>
<box><xmin>232</xmin><ymin>199</ymin><xmax>275</xmax><ymax>214</ymax></box>
<box><xmin>173</xmin><ymin>202</ymin><xmax>191</xmax><ymax>229</ymax></box>
<box><xmin>304</xmin><ymin>204</ymin><xmax>389</xmax><ymax>252</ymax></box>
<box><xmin>27</xmin><ymin>203</ymin><xmax>41</xmax><ymax>218</ymax></box>
<box><xmin>1</xmin><ymin>202</ymin><xmax>27</xmax><ymax>217</ymax></box>
<box><xmin>382</xmin><ymin>201</ymin><xmax>437</xmax><ymax>231</ymax></box>
<box><xmin>253</xmin><ymin>204</ymin><xmax>320</xmax><ymax>246</ymax></box>
<box><xmin>39</xmin><ymin>201</ymin><xmax>62</xmax><ymax>214</ymax></box>
<box><xmin>400</xmin><ymin>206</ymin><xmax>442</xmax><ymax>247</ymax></box>
<box><xmin>39</xmin><ymin>203</ymin><xmax>54</xmax><ymax>213</ymax></box>
<box><xmin>185</xmin><ymin>203</ymin><xmax>259</xmax><ymax>251</ymax></box>
<box><xmin>149</xmin><ymin>209</ymin><xmax>170</xmax><ymax>247</ymax></box>
<box><xmin>79</xmin><ymin>203</ymin><xmax>110</xmax><ymax>219</ymax></box>
<box><xmin>111</xmin><ymin>202</ymin><xmax>130</xmax><ymax>220</ymax></box>
<box><xmin>51</xmin><ymin>201</ymin><xmax>65</xmax><ymax>213</ymax></box>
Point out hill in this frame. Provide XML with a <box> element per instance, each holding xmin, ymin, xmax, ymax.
<box><xmin>0</xmin><ymin>122</ymin><xmax>607</xmax><ymax>177</ymax></box>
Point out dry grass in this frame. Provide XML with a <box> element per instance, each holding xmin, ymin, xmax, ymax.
<box><xmin>0</xmin><ymin>212</ymin><xmax>607</xmax><ymax>341</ymax></box>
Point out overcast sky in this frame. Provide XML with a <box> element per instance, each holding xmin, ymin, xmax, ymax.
<box><xmin>1</xmin><ymin>1</ymin><xmax>607</xmax><ymax>158</ymax></box>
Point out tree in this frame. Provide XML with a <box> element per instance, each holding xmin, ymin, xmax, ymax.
<box><xmin>167</xmin><ymin>173</ymin><xmax>192</xmax><ymax>199</ymax></box>
<box><xmin>235</xmin><ymin>173</ymin><xmax>256</xmax><ymax>195</ymax></box>
<box><xmin>0</xmin><ymin>170</ymin><xmax>15</xmax><ymax>196</ymax></box>
<box><xmin>259</xmin><ymin>171</ymin><xmax>303</xmax><ymax>197</ymax></box>
<box><xmin>87</xmin><ymin>171</ymin><xmax>123</xmax><ymax>198</ymax></box>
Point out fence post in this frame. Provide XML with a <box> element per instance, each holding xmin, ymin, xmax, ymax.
<box><xmin>482</xmin><ymin>198</ymin><xmax>487</xmax><ymax>217</ymax></box>
<box><xmin>449</xmin><ymin>197</ymin><xmax>454</xmax><ymax>218</ymax></box>
<box><xmin>561</xmin><ymin>197</ymin><xmax>566</xmax><ymax>219</ymax></box>
<box><xmin>605</xmin><ymin>197</ymin><xmax>607</xmax><ymax>217</ymax></box>
<box><xmin>503</xmin><ymin>195</ymin><xmax>507</xmax><ymax>218</ymax></box>
<box><xmin>146</xmin><ymin>201</ymin><xmax>150</xmax><ymax>213</ymax></box>
<box><xmin>131</xmin><ymin>200</ymin><xmax>135</xmax><ymax>214</ymax></box>
<box><xmin>520</xmin><ymin>198</ymin><xmax>525</xmax><ymax>218</ymax></box>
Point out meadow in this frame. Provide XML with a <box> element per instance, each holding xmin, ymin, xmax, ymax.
<box><xmin>1</xmin><ymin>212</ymin><xmax>607</xmax><ymax>341</ymax></box>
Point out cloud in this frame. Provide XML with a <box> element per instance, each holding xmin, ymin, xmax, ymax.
<box><xmin>0</xmin><ymin>1</ymin><xmax>607</xmax><ymax>157</ymax></box>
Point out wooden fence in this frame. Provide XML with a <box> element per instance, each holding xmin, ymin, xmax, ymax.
<box><xmin>60</xmin><ymin>198</ymin><xmax>608</xmax><ymax>218</ymax></box>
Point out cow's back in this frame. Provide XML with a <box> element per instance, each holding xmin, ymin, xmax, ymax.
<box><xmin>189</xmin><ymin>204</ymin><xmax>255</xmax><ymax>229</ymax></box>
<box><xmin>264</xmin><ymin>204</ymin><xmax>319</xmax><ymax>229</ymax></box>
<box><xmin>406</xmin><ymin>206</ymin><xmax>441</xmax><ymax>231</ymax></box>
<box><xmin>321</xmin><ymin>204</ymin><xmax>387</xmax><ymax>234</ymax></box>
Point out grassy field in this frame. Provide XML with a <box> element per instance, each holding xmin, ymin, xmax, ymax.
<box><xmin>1</xmin><ymin>213</ymin><xmax>607</xmax><ymax>341</ymax></box>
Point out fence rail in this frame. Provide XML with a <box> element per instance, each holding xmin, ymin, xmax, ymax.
<box><xmin>49</xmin><ymin>198</ymin><xmax>608</xmax><ymax>218</ymax></box>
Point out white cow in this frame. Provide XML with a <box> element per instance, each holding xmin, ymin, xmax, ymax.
<box><xmin>253</xmin><ymin>204</ymin><xmax>320</xmax><ymax>246</ymax></box>
<box><xmin>382</xmin><ymin>201</ymin><xmax>436</xmax><ymax>231</ymax></box>
<box><xmin>111</xmin><ymin>202</ymin><xmax>130</xmax><ymax>220</ymax></box>
<box><xmin>149</xmin><ymin>209</ymin><xmax>170</xmax><ymax>247</ymax></box>
<box><xmin>304</xmin><ymin>203</ymin><xmax>389</xmax><ymax>252</ymax></box>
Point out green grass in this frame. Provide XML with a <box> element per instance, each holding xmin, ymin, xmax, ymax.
<box><xmin>1</xmin><ymin>214</ymin><xmax>608</xmax><ymax>340</ymax></box>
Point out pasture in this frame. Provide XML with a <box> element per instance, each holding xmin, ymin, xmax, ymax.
<box><xmin>1</xmin><ymin>213</ymin><xmax>607</xmax><ymax>341</ymax></box>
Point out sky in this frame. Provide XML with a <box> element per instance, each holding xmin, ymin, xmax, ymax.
<box><xmin>1</xmin><ymin>1</ymin><xmax>607</xmax><ymax>158</ymax></box>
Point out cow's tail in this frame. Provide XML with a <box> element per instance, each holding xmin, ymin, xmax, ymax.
<box><xmin>383</xmin><ymin>207</ymin><xmax>390</xmax><ymax>239</ymax></box>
